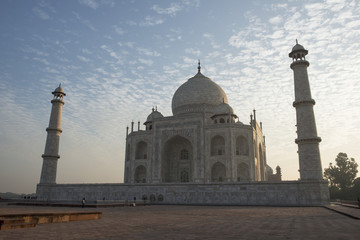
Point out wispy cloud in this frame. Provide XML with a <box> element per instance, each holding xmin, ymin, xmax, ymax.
<box><xmin>185</xmin><ymin>48</ymin><xmax>201</xmax><ymax>56</ymax></box>
<box><xmin>79</xmin><ymin>0</ymin><xmax>115</xmax><ymax>9</ymax></box>
<box><xmin>82</xmin><ymin>48</ymin><xmax>92</xmax><ymax>54</ymax></box>
<box><xmin>152</xmin><ymin>3</ymin><xmax>182</xmax><ymax>16</ymax></box>
<box><xmin>19</xmin><ymin>45</ymin><xmax>49</xmax><ymax>57</ymax></box>
<box><xmin>138</xmin><ymin>58</ymin><xmax>153</xmax><ymax>66</ymax></box>
<box><xmin>203</xmin><ymin>33</ymin><xmax>220</xmax><ymax>49</ymax></box>
<box><xmin>269</xmin><ymin>16</ymin><xmax>282</xmax><ymax>25</ymax></box>
<box><xmin>73</xmin><ymin>12</ymin><xmax>97</xmax><ymax>31</ymax></box>
<box><xmin>79</xmin><ymin>0</ymin><xmax>99</xmax><ymax>10</ymax></box>
<box><xmin>77</xmin><ymin>55</ymin><xmax>91</xmax><ymax>62</ymax></box>
<box><xmin>100</xmin><ymin>45</ymin><xmax>123</xmax><ymax>63</ymax></box>
<box><xmin>136</xmin><ymin>47</ymin><xmax>161</xmax><ymax>57</ymax></box>
<box><xmin>139</xmin><ymin>16</ymin><xmax>164</xmax><ymax>26</ymax></box>
<box><xmin>33</xmin><ymin>57</ymin><xmax>50</xmax><ymax>65</ymax></box>
<box><xmin>32</xmin><ymin>1</ymin><xmax>57</xmax><ymax>20</ymax></box>
<box><xmin>126</xmin><ymin>20</ymin><xmax>137</xmax><ymax>26</ymax></box>
<box><xmin>32</xmin><ymin>7</ymin><xmax>50</xmax><ymax>20</ymax></box>
<box><xmin>113</xmin><ymin>25</ymin><xmax>125</xmax><ymax>35</ymax></box>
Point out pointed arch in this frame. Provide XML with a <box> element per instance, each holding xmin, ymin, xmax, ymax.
<box><xmin>254</xmin><ymin>140</ymin><xmax>258</xmax><ymax>159</ymax></box>
<box><xmin>211</xmin><ymin>162</ymin><xmax>226</xmax><ymax>182</ymax></box>
<box><xmin>134</xmin><ymin>165</ymin><xmax>147</xmax><ymax>183</ymax></box>
<box><xmin>259</xmin><ymin>143</ymin><xmax>265</xmax><ymax>180</ymax></box>
<box><xmin>126</xmin><ymin>144</ymin><xmax>130</xmax><ymax>161</ymax></box>
<box><xmin>135</xmin><ymin>141</ymin><xmax>147</xmax><ymax>159</ymax></box>
<box><xmin>236</xmin><ymin>136</ymin><xmax>249</xmax><ymax>156</ymax></box>
<box><xmin>162</xmin><ymin>135</ymin><xmax>192</xmax><ymax>183</ymax></box>
<box><xmin>211</xmin><ymin>135</ymin><xmax>225</xmax><ymax>156</ymax></box>
<box><xmin>237</xmin><ymin>163</ymin><xmax>249</xmax><ymax>181</ymax></box>
<box><xmin>125</xmin><ymin>166</ymin><xmax>130</xmax><ymax>183</ymax></box>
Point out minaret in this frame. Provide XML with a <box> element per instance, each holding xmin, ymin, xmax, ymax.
<box><xmin>289</xmin><ymin>41</ymin><xmax>322</xmax><ymax>180</ymax></box>
<box><xmin>39</xmin><ymin>84</ymin><xmax>66</xmax><ymax>184</ymax></box>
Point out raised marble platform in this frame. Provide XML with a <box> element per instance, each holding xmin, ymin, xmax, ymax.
<box><xmin>37</xmin><ymin>180</ymin><xmax>329</xmax><ymax>206</ymax></box>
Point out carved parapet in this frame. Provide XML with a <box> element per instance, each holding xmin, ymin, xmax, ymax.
<box><xmin>295</xmin><ymin>137</ymin><xmax>322</xmax><ymax>144</ymax></box>
<box><xmin>293</xmin><ymin>99</ymin><xmax>315</xmax><ymax>107</ymax></box>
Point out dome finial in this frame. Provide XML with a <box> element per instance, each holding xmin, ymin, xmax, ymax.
<box><xmin>296</xmin><ymin>39</ymin><xmax>298</xmax><ymax>45</ymax></box>
<box><xmin>198</xmin><ymin>59</ymin><xmax>201</xmax><ymax>73</ymax></box>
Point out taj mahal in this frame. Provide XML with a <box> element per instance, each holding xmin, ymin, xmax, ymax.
<box><xmin>124</xmin><ymin>61</ymin><xmax>277</xmax><ymax>185</ymax></box>
<box><xmin>36</xmin><ymin>42</ymin><xmax>330</xmax><ymax>205</ymax></box>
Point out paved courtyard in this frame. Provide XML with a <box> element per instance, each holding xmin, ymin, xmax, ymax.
<box><xmin>1</xmin><ymin>203</ymin><xmax>359</xmax><ymax>239</ymax></box>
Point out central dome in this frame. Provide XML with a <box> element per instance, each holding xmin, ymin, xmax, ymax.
<box><xmin>172</xmin><ymin>69</ymin><xmax>228</xmax><ymax>116</ymax></box>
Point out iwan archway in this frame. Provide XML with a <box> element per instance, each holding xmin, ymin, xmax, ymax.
<box><xmin>161</xmin><ymin>135</ymin><xmax>193</xmax><ymax>183</ymax></box>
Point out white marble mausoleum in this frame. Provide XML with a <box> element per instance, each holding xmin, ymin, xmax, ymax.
<box><xmin>124</xmin><ymin>62</ymin><xmax>277</xmax><ymax>185</ymax></box>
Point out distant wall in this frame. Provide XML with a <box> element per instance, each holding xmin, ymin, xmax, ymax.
<box><xmin>36</xmin><ymin>181</ymin><xmax>329</xmax><ymax>206</ymax></box>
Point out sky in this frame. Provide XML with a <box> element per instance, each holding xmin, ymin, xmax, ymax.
<box><xmin>0</xmin><ymin>0</ymin><xmax>359</xmax><ymax>194</ymax></box>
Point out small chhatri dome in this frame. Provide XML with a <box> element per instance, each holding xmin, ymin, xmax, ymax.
<box><xmin>213</xmin><ymin>102</ymin><xmax>234</xmax><ymax>116</ymax></box>
<box><xmin>145</xmin><ymin>107</ymin><xmax>163</xmax><ymax>123</ymax></box>
<box><xmin>172</xmin><ymin>63</ymin><xmax>228</xmax><ymax>116</ymax></box>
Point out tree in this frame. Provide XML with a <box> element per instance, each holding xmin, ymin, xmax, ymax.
<box><xmin>352</xmin><ymin>177</ymin><xmax>360</xmax><ymax>197</ymax></box>
<box><xmin>324</xmin><ymin>152</ymin><xmax>358</xmax><ymax>193</ymax></box>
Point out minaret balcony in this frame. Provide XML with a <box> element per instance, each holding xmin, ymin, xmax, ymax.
<box><xmin>293</xmin><ymin>99</ymin><xmax>316</xmax><ymax>107</ymax></box>
<box><xmin>46</xmin><ymin>127</ymin><xmax>63</xmax><ymax>133</ymax></box>
<box><xmin>290</xmin><ymin>60</ymin><xmax>309</xmax><ymax>69</ymax></box>
<box><xmin>295</xmin><ymin>137</ymin><xmax>322</xmax><ymax>144</ymax></box>
<box><xmin>41</xmin><ymin>154</ymin><xmax>60</xmax><ymax>159</ymax></box>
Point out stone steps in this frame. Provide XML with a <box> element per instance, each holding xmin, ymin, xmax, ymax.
<box><xmin>0</xmin><ymin>218</ymin><xmax>36</xmax><ymax>230</ymax></box>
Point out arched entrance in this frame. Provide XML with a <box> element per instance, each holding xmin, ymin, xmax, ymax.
<box><xmin>236</xmin><ymin>136</ymin><xmax>249</xmax><ymax>156</ymax></box>
<box><xmin>134</xmin><ymin>165</ymin><xmax>147</xmax><ymax>183</ymax></box>
<box><xmin>135</xmin><ymin>141</ymin><xmax>147</xmax><ymax>159</ymax></box>
<box><xmin>161</xmin><ymin>135</ymin><xmax>193</xmax><ymax>183</ymax></box>
<box><xmin>237</xmin><ymin>162</ymin><xmax>249</xmax><ymax>181</ymax></box>
<box><xmin>211</xmin><ymin>135</ymin><xmax>225</xmax><ymax>156</ymax></box>
<box><xmin>211</xmin><ymin>162</ymin><xmax>226</xmax><ymax>182</ymax></box>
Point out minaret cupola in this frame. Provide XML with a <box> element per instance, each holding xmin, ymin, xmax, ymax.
<box><xmin>52</xmin><ymin>84</ymin><xmax>66</xmax><ymax>100</ymax></box>
<box><xmin>289</xmin><ymin>39</ymin><xmax>308</xmax><ymax>62</ymax></box>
